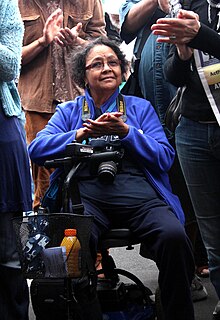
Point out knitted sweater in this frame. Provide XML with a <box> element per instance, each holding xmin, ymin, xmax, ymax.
<box><xmin>0</xmin><ymin>0</ymin><xmax>24</xmax><ymax>117</ymax></box>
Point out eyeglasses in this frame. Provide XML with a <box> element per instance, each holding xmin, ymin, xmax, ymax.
<box><xmin>85</xmin><ymin>59</ymin><xmax>121</xmax><ymax>71</ymax></box>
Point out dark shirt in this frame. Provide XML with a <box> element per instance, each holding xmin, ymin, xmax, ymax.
<box><xmin>164</xmin><ymin>0</ymin><xmax>220</xmax><ymax>122</ymax></box>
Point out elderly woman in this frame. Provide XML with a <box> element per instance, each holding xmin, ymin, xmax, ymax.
<box><xmin>29</xmin><ymin>37</ymin><xmax>195</xmax><ymax>320</ymax></box>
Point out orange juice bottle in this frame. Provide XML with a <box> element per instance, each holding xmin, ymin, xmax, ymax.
<box><xmin>60</xmin><ymin>228</ymin><xmax>81</xmax><ymax>277</ymax></box>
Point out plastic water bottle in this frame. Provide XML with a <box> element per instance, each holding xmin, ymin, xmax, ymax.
<box><xmin>60</xmin><ymin>228</ymin><xmax>81</xmax><ymax>277</ymax></box>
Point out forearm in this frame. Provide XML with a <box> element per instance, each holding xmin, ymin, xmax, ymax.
<box><xmin>188</xmin><ymin>23</ymin><xmax>220</xmax><ymax>59</ymax></box>
<box><xmin>164</xmin><ymin>47</ymin><xmax>192</xmax><ymax>87</ymax></box>
<box><xmin>22</xmin><ymin>37</ymin><xmax>48</xmax><ymax>65</ymax></box>
<box><xmin>123</xmin><ymin>0</ymin><xmax>158</xmax><ymax>34</ymax></box>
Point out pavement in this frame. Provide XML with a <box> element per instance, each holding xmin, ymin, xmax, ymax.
<box><xmin>28</xmin><ymin>244</ymin><xmax>218</xmax><ymax>320</ymax></box>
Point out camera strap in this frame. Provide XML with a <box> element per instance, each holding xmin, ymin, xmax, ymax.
<box><xmin>82</xmin><ymin>93</ymin><xmax>127</xmax><ymax>122</ymax></box>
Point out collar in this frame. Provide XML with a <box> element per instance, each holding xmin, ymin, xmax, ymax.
<box><xmin>82</xmin><ymin>88</ymin><xmax>126</xmax><ymax>122</ymax></box>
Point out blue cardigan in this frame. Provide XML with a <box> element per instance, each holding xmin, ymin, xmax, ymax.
<box><xmin>29</xmin><ymin>89</ymin><xmax>185</xmax><ymax>224</ymax></box>
<box><xmin>0</xmin><ymin>0</ymin><xmax>24</xmax><ymax>117</ymax></box>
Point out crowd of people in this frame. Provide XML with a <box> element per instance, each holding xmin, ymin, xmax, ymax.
<box><xmin>1</xmin><ymin>0</ymin><xmax>220</xmax><ymax>320</ymax></box>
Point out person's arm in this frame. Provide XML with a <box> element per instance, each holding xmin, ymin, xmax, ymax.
<box><xmin>28</xmin><ymin>102</ymin><xmax>79</xmax><ymax>166</ymax></box>
<box><xmin>188</xmin><ymin>23</ymin><xmax>220</xmax><ymax>59</ymax></box>
<box><xmin>0</xmin><ymin>0</ymin><xmax>23</xmax><ymax>81</ymax></box>
<box><xmin>163</xmin><ymin>45</ymin><xmax>192</xmax><ymax>88</ymax></box>
<box><xmin>22</xmin><ymin>8</ymin><xmax>63</xmax><ymax>65</ymax></box>
<box><xmin>121</xmin><ymin>0</ymin><xmax>158</xmax><ymax>35</ymax></box>
<box><xmin>152</xmin><ymin>9</ymin><xmax>220</xmax><ymax>59</ymax></box>
<box><xmin>120</xmin><ymin>0</ymin><xmax>164</xmax><ymax>44</ymax></box>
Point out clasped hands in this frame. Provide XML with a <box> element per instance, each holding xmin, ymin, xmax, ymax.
<box><xmin>76</xmin><ymin>112</ymin><xmax>129</xmax><ymax>142</ymax></box>
<box><xmin>151</xmin><ymin>0</ymin><xmax>200</xmax><ymax>45</ymax></box>
<box><xmin>39</xmin><ymin>8</ymin><xmax>83</xmax><ymax>48</ymax></box>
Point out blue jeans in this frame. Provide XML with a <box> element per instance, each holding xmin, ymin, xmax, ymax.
<box><xmin>176</xmin><ymin>117</ymin><xmax>220</xmax><ymax>299</ymax></box>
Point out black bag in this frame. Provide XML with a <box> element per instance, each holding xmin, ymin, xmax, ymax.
<box><xmin>30</xmin><ymin>277</ymin><xmax>102</xmax><ymax>320</ymax></box>
<box><xmin>164</xmin><ymin>86</ymin><xmax>186</xmax><ymax>132</ymax></box>
<box><xmin>121</xmin><ymin>59</ymin><xmax>143</xmax><ymax>98</ymax></box>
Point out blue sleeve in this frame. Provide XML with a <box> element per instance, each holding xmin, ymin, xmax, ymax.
<box><xmin>121</xmin><ymin>96</ymin><xmax>175</xmax><ymax>173</ymax></box>
<box><xmin>28</xmin><ymin>101</ymin><xmax>81</xmax><ymax>166</ymax></box>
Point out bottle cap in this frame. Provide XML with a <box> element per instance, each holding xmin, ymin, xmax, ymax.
<box><xmin>64</xmin><ymin>229</ymin><xmax>77</xmax><ymax>236</ymax></box>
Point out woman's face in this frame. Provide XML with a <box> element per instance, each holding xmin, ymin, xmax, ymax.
<box><xmin>85</xmin><ymin>45</ymin><xmax>122</xmax><ymax>98</ymax></box>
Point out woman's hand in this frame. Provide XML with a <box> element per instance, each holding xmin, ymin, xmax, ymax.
<box><xmin>38</xmin><ymin>8</ymin><xmax>63</xmax><ymax>47</ymax></box>
<box><xmin>151</xmin><ymin>9</ymin><xmax>201</xmax><ymax>44</ymax></box>
<box><xmin>55</xmin><ymin>23</ymin><xmax>86</xmax><ymax>47</ymax></box>
<box><xmin>82</xmin><ymin>112</ymin><xmax>129</xmax><ymax>138</ymax></box>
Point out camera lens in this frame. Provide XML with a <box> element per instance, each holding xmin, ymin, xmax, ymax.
<box><xmin>98</xmin><ymin>161</ymin><xmax>117</xmax><ymax>184</ymax></box>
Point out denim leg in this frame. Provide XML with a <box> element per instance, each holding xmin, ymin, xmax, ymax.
<box><xmin>176</xmin><ymin>117</ymin><xmax>220</xmax><ymax>299</ymax></box>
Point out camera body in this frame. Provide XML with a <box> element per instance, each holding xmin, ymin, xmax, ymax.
<box><xmin>66</xmin><ymin>141</ymin><xmax>124</xmax><ymax>184</ymax></box>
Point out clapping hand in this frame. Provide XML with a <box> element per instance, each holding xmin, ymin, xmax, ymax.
<box><xmin>151</xmin><ymin>9</ymin><xmax>200</xmax><ymax>44</ymax></box>
<box><xmin>39</xmin><ymin>8</ymin><xmax>63</xmax><ymax>47</ymax></box>
<box><xmin>55</xmin><ymin>22</ymin><xmax>83</xmax><ymax>47</ymax></box>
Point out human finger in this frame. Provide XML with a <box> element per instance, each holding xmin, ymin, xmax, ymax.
<box><xmin>75</xmin><ymin>22</ymin><xmax>82</xmax><ymax>33</ymax></box>
<box><xmin>177</xmin><ymin>9</ymin><xmax>199</xmax><ymax>20</ymax></box>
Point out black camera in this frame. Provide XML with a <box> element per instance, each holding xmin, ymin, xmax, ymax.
<box><xmin>66</xmin><ymin>141</ymin><xmax>124</xmax><ymax>184</ymax></box>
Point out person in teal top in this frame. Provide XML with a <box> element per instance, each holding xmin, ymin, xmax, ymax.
<box><xmin>0</xmin><ymin>1</ymin><xmax>32</xmax><ymax>319</ymax></box>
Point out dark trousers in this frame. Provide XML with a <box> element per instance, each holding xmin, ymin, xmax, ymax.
<box><xmin>0</xmin><ymin>265</ymin><xmax>29</xmax><ymax>320</ymax></box>
<box><xmin>82</xmin><ymin>198</ymin><xmax>195</xmax><ymax>320</ymax></box>
<box><xmin>0</xmin><ymin>213</ymin><xmax>29</xmax><ymax>320</ymax></box>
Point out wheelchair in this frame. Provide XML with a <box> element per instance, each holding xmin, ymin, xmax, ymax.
<box><xmin>34</xmin><ymin>141</ymin><xmax>163</xmax><ymax>320</ymax></box>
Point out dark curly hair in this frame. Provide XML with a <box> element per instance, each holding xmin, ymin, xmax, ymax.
<box><xmin>70</xmin><ymin>37</ymin><xmax>129</xmax><ymax>89</ymax></box>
